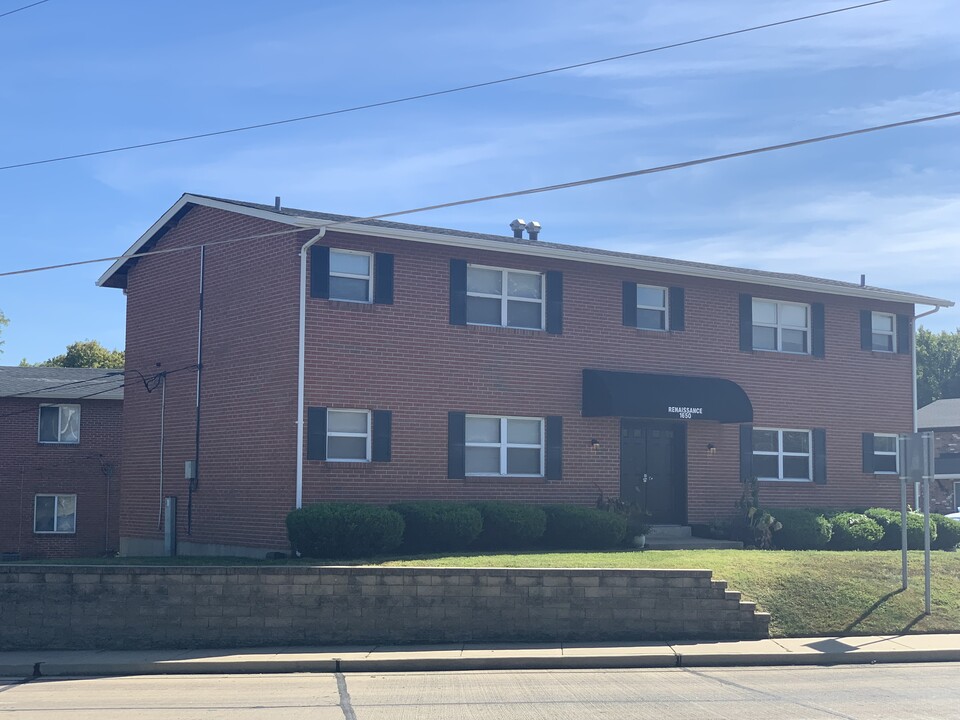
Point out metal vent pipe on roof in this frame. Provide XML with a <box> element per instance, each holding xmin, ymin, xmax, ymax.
<box><xmin>274</xmin><ymin>196</ymin><xmax>282</xmax><ymax>211</ymax></box>
<box><xmin>526</xmin><ymin>220</ymin><xmax>541</xmax><ymax>241</ymax></box>
<box><xmin>509</xmin><ymin>218</ymin><xmax>526</xmax><ymax>239</ymax></box>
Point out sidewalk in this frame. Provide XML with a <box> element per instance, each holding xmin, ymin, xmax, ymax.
<box><xmin>2</xmin><ymin>634</ymin><xmax>960</xmax><ymax>677</ymax></box>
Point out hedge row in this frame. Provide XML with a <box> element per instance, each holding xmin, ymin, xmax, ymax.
<box><xmin>286</xmin><ymin>500</ymin><xmax>625</xmax><ymax>559</ymax></box>
<box><xmin>770</xmin><ymin>507</ymin><xmax>960</xmax><ymax>551</ymax></box>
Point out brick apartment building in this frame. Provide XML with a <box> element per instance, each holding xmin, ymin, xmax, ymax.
<box><xmin>98</xmin><ymin>194</ymin><xmax>953</xmax><ymax>557</ymax></box>
<box><xmin>918</xmin><ymin>397</ymin><xmax>960</xmax><ymax>513</ymax></box>
<box><xmin>0</xmin><ymin>367</ymin><xmax>123</xmax><ymax>559</ymax></box>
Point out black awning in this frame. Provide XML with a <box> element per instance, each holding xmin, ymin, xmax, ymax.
<box><xmin>582</xmin><ymin>369</ymin><xmax>753</xmax><ymax>423</ymax></box>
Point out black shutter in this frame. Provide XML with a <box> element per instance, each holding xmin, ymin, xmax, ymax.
<box><xmin>545</xmin><ymin>416</ymin><xmax>563</xmax><ymax>481</ymax></box>
<box><xmin>307</xmin><ymin>407</ymin><xmax>327</xmax><ymax>461</ymax></box>
<box><xmin>669</xmin><ymin>287</ymin><xmax>685</xmax><ymax>331</ymax></box>
<box><xmin>896</xmin><ymin>314</ymin><xmax>911</xmax><ymax>354</ymax></box>
<box><xmin>813</xmin><ymin>428</ymin><xmax>827</xmax><ymax>484</ymax></box>
<box><xmin>860</xmin><ymin>310</ymin><xmax>873</xmax><ymax>351</ymax></box>
<box><xmin>372</xmin><ymin>410</ymin><xmax>392</xmax><ymax>462</ymax></box>
<box><xmin>373</xmin><ymin>253</ymin><xmax>394</xmax><ymax>305</ymax></box>
<box><xmin>622</xmin><ymin>282</ymin><xmax>637</xmax><ymax>328</ymax></box>
<box><xmin>310</xmin><ymin>246</ymin><xmax>330</xmax><ymax>299</ymax></box>
<box><xmin>449</xmin><ymin>260</ymin><xmax>467</xmax><ymax>326</ymax></box>
<box><xmin>862</xmin><ymin>433</ymin><xmax>875</xmax><ymax>473</ymax></box>
<box><xmin>447</xmin><ymin>411</ymin><xmax>466</xmax><ymax>478</ymax></box>
<box><xmin>545</xmin><ymin>271</ymin><xmax>563</xmax><ymax>335</ymax></box>
<box><xmin>739</xmin><ymin>294</ymin><xmax>753</xmax><ymax>352</ymax></box>
<box><xmin>739</xmin><ymin>424</ymin><xmax>753</xmax><ymax>482</ymax></box>
<box><xmin>811</xmin><ymin>303</ymin><xmax>825</xmax><ymax>358</ymax></box>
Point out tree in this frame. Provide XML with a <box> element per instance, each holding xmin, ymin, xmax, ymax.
<box><xmin>30</xmin><ymin>340</ymin><xmax>125</xmax><ymax>369</ymax></box>
<box><xmin>0</xmin><ymin>309</ymin><xmax>7</xmax><ymax>355</ymax></box>
<box><xmin>917</xmin><ymin>327</ymin><xmax>960</xmax><ymax>408</ymax></box>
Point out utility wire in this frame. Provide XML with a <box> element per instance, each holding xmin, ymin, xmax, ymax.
<box><xmin>0</xmin><ymin>0</ymin><xmax>50</xmax><ymax>21</ymax></box>
<box><xmin>1</xmin><ymin>370</ymin><xmax>124</xmax><ymax>399</ymax></box>
<box><xmin>0</xmin><ymin>0</ymin><xmax>890</xmax><ymax>172</ymax></box>
<box><xmin>1</xmin><ymin>108</ymin><xmax>958</xmax><ymax>281</ymax></box>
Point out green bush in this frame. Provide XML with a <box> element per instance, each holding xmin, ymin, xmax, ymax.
<box><xmin>770</xmin><ymin>508</ymin><xmax>832</xmax><ymax>550</ymax></box>
<box><xmin>391</xmin><ymin>501</ymin><xmax>483</xmax><ymax>552</ymax></box>
<box><xmin>286</xmin><ymin>502</ymin><xmax>404</xmax><ymax>559</ymax></box>
<box><xmin>932</xmin><ymin>514</ymin><xmax>960</xmax><ymax>550</ymax></box>
<box><xmin>471</xmin><ymin>501</ymin><xmax>546</xmax><ymax>550</ymax></box>
<box><xmin>829</xmin><ymin>512</ymin><xmax>883</xmax><ymax>550</ymax></box>
<box><xmin>541</xmin><ymin>504</ymin><xmax>627</xmax><ymax>549</ymax></box>
<box><xmin>865</xmin><ymin>508</ymin><xmax>935</xmax><ymax>549</ymax></box>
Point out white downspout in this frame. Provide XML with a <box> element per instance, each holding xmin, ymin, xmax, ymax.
<box><xmin>296</xmin><ymin>228</ymin><xmax>328</xmax><ymax>509</ymax></box>
<box><xmin>912</xmin><ymin>304</ymin><xmax>941</xmax><ymax>509</ymax></box>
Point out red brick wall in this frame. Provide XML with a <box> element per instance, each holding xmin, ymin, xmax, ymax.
<box><xmin>117</xmin><ymin>205</ymin><xmax>915</xmax><ymax>553</ymax></box>
<box><xmin>0</xmin><ymin>397</ymin><xmax>121</xmax><ymax>559</ymax></box>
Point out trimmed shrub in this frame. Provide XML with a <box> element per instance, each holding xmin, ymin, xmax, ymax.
<box><xmin>829</xmin><ymin>512</ymin><xmax>883</xmax><ymax>550</ymax></box>
<box><xmin>771</xmin><ymin>508</ymin><xmax>832</xmax><ymax>550</ymax></box>
<box><xmin>471</xmin><ymin>501</ymin><xmax>547</xmax><ymax>550</ymax></box>
<box><xmin>391</xmin><ymin>501</ymin><xmax>483</xmax><ymax>552</ymax></box>
<box><xmin>541</xmin><ymin>504</ymin><xmax>627</xmax><ymax>550</ymax></box>
<box><xmin>286</xmin><ymin>502</ymin><xmax>404</xmax><ymax>559</ymax></box>
<box><xmin>932</xmin><ymin>514</ymin><xmax>960</xmax><ymax>550</ymax></box>
<box><xmin>865</xmin><ymin>508</ymin><xmax>935</xmax><ymax>549</ymax></box>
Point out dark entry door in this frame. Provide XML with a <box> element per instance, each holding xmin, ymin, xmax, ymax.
<box><xmin>620</xmin><ymin>420</ymin><xmax>685</xmax><ymax>524</ymax></box>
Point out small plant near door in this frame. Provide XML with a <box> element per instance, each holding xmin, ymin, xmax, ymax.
<box><xmin>732</xmin><ymin>477</ymin><xmax>781</xmax><ymax>549</ymax></box>
<box><xmin>596</xmin><ymin>489</ymin><xmax>651</xmax><ymax>549</ymax></box>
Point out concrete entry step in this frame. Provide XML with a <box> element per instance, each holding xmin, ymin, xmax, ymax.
<box><xmin>641</xmin><ymin>526</ymin><xmax>743</xmax><ymax>550</ymax></box>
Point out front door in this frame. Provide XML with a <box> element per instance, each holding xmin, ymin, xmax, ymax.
<box><xmin>620</xmin><ymin>420</ymin><xmax>686</xmax><ymax>524</ymax></box>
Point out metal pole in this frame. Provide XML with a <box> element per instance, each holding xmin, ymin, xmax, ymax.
<box><xmin>923</xmin><ymin>431</ymin><xmax>933</xmax><ymax>615</ymax></box>
<box><xmin>898</xmin><ymin>434</ymin><xmax>908</xmax><ymax>590</ymax></box>
<box><xmin>157</xmin><ymin>373</ymin><xmax>166</xmax><ymax>530</ymax></box>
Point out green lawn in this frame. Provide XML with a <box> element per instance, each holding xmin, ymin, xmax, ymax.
<box><xmin>9</xmin><ymin>550</ymin><xmax>960</xmax><ymax>638</ymax></box>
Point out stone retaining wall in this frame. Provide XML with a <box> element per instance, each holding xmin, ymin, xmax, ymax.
<box><xmin>0</xmin><ymin>566</ymin><xmax>769</xmax><ymax>650</ymax></box>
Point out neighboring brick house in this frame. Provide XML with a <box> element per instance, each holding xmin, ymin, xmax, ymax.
<box><xmin>0</xmin><ymin>367</ymin><xmax>123</xmax><ymax>559</ymax></box>
<box><xmin>97</xmin><ymin>194</ymin><xmax>954</xmax><ymax>557</ymax></box>
<box><xmin>918</xmin><ymin>397</ymin><xmax>960</xmax><ymax>513</ymax></box>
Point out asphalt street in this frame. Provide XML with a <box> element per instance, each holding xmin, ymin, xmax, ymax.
<box><xmin>1</xmin><ymin>663</ymin><xmax>957</xmax><ymax>719</ymax></box>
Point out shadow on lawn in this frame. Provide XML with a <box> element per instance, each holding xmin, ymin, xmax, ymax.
<box><xmin>843</xmin><ymin>588</ymin><xmax>925</xmax><ymax>634</ymax></box>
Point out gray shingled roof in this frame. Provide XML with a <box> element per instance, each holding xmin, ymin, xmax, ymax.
<box><xmin>0</xmin><ymin>366</ymin><xmax>124</xmax><ymax>401</ymax></box>
<box><xmin>198</xmin><ymin>195</ymin><xmax>950</xmax><ymax>305</ymax></box>
<box><xmin>918</xmin><ymin>398</ymin><xmax>960</xmax><ymax>430</ymax></box>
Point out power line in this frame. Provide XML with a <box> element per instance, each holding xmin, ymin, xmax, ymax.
<box><xmin>1</xmin><ymin>370</ymin><xmax>124</xmax><ymax>399</ymax></box>
<box><xmin>0</xmin><ymin>0</ymin><xmax>890</xmax><ymax>172</ymax></box>
<box><xmin>0</xmin><ymin>108</ymin><xmax>958</xmax><ymax>281</ymax></box>
<box><xmin>0</xmin><ymin>0</ymin><xmax>50</xmax><ymax>21</ymax></box>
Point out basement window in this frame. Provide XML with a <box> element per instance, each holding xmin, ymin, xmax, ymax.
<box><xmin>38</xmin><ymin>404</ymin><xmax>80</xmax><ymax>444</ymax></box>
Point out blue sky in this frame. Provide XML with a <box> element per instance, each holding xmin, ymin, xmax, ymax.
<box><xmin>0</xmin><ymin>0</ymin><xmax>958</xmax><ymax>363</ymax></box>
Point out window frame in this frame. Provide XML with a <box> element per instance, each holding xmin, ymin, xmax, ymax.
<box><xmin>38</xmin><ymin>403</ymin><xmax>81</xmax><ymax>445</ymax></box>
<box><xmin>871</xmin><ymin>312</ymin><xmax>897</xmax><ymax>353</ymax></box>
<box><xmin>464</xmin><ymin>414</ymin><xmax>545</xmax><ymax>477</ymax></box>
<box><xmin>465</xmin><ymin>264</ymin><xmax>545</xmax><ymax>330</ymax></box>
<box><xmin>873</xmin><ymin>432</ymin><xmax>900</xmax><ymax>475</ymax></box>
<box><xmin>753</xmin><ymin>427</ymin><xmax>813</xmax><ymax>482</ymax></box>
<box><xmin>752</xmin><ymin>299</ymin><xmax>811</xmax><ymax>355</ymax></box>
<box><xmin>329</xmin><ymin>249</ymin><xmax>373</xmax><ymax>304</ymax></box>
<box><xmin>33</xmin><ymin>493</ymin><xmax>77</xmax><ymax>534</ymax></box>
<box><xmin>635</xmin><ymin>283</ymin><xmax>669</xmax><ymax>331</ymax></box>
<box><xmin>325</xmin><ymin>409</ymin><xmax>372</xmax><ymax>462</ymax></box>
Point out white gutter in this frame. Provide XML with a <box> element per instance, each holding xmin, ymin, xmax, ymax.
<box><xmin>296</xmin><ymin>227</ymin><xmax>328</xmax><ymax>509</ymax></box>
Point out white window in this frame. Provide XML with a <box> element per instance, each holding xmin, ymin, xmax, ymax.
<box><xmin>753</xmin><ymin>299</ymin><xmax>809</xmax><ymax>354</ymax></box>
<box><xmin>753</xmin><ymin>428</ymin><xmax>812</xmax><ymax>481</ymax></box>
<box><xmin>871</xmin><ymin>312</ymin><xmax>896</xmax><ymax>352</ymax></box>
<box><xmin>636</xmin><ymin>284</ymin><xmax>668</xmax><ymax>331</ymax></box>
<box><xmin>874</xmin><ymin>433</ymin><xmax>899</xmax><ymax>474</ymax></box>
<box><xmin>38</xmin><ymin>404</ymin><xmax>80</xmax><ymax>444</ymax></box>
<box><xmin>329</xmin><ymin>250</ymin><xmax>372</xmax><ymax>303</ymax></box>
<box><xmin>466</xmin><ymin>265</ymin><xmax>543</xmax><ymax>330</ymax></box>
<box><xmin>34</xmin><ymin>494</ymin><xmax>77</xmax><ymax>534</ymax></box>
<box><xmin>326</xmin><ymin>409</ymin><xmax>371</xmax><ymax>461</ymax></box>
<box><xmin>465</xmin><ymin>415</ymin><xmax>543</xmax><ymax>477</ymax></box>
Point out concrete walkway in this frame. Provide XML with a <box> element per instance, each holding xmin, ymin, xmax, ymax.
<box><xmin>2</xmin><ymin>634</ymin><xmax>960</xmax><ymax>676</ymax></box>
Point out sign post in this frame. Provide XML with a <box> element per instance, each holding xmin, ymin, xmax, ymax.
<box><xmin>899</xmin><ymin>432</ymin><xmax>935</xmax><ymax>614</ymax></box>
